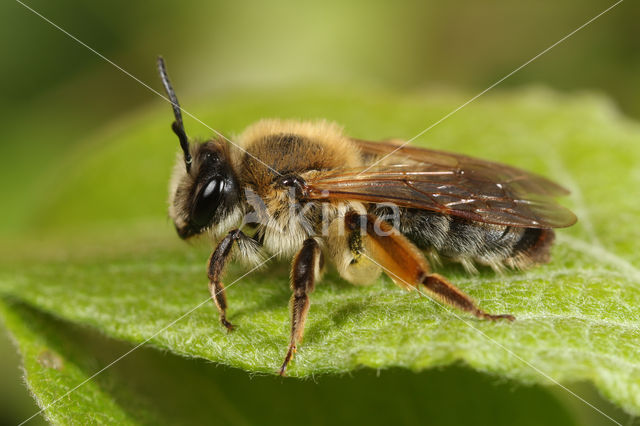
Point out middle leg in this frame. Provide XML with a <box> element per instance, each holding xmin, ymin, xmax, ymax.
<box><xmin>279</xmin><ymin>237</ymin><xmax>323</xmax><ymax>376</ymax></box>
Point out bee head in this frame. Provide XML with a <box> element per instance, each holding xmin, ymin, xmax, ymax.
<box><xmin>168</xmin><ymin>140</ymin><xmax>240</xmax><ymax>239</ymax></box>
<box><xmin>158</xmin><ymin>57</ymin><xmax>240</xmax><ymax>239</ymax></box>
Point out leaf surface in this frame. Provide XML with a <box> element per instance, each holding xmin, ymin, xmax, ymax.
<box><xmin>1</xmin><ymin>88</ymin><xmax>639</xmax><ymax>418</ymax></box>
<box><xmin>1</xmin><ymin>299</ymin><xmax>583</xmax><ymax>426</ymax></box>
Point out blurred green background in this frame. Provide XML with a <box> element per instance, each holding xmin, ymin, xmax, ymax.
<box><xmin>1</xmin><ymin>0</ymin><xmax>639</xmax><ymax>236</ymax></box>
<box><xmin>1</xmin><ymin>0</ymin><xmax>638</xmax><ymax>424</ymax></box>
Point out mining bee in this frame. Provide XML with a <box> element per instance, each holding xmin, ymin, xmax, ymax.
<box><xmin>157</xmin><ymin>57</ymin><xmax>577</xmax><ymax>375</ymax></box>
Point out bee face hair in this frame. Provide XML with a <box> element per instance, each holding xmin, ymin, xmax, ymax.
<box><xmin>168</xmin><ymin>139</ymin><xmax>241</xmax><ymax>239</ymax></box>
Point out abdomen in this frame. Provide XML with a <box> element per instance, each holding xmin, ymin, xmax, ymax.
<box><xmin>375</xmin><ymin>207</ymin><xmax>555</xmax><ymax>272</ymax></box>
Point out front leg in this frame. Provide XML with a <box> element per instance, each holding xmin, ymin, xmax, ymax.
<box><xmin>207</xmin><ymin>229</ymin><xmax>259</xmax><ymax>331</ymax></box>
<box><xmin>279</xmin><ymin>238</ymin><xmax>323</xmax><ymax>376</ymax></box>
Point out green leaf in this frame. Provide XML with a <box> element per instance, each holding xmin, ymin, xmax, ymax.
<box><xmin>2</xmin><ymin>87</ymin><xmax>640</xmax><ymax>417</ymax></box>
<box><xmin>1</xmin><ymin>298</ymin><xmax>587</xmax><ymax>426</ymax></box>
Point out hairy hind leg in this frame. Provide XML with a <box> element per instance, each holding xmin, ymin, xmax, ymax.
<box><xmin>344</xmin><ymin>212</ymin><xmax>514</xmax><ymax>321</ymax></box>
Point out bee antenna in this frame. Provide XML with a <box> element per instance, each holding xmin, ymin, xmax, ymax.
<box><xmin>157</xmin><ymin>56</ymin><xmax>192</xmax><ymax>172</ymax></box>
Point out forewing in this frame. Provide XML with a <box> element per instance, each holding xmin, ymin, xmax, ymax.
<box><xmin>353</xmin><ymin>139</ymin><xmax>570</xmax><ymax>197</ymax></box>
<box><xmin>304</xmin><ymin>140</ymin><xmax>576</xmax><ymax>228</ymax></box>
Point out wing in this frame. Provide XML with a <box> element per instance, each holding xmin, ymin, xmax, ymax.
<box><xmin>303</xmin><ymin>139</ymin><xmax>577</xmax><ymax>228</ymax></box>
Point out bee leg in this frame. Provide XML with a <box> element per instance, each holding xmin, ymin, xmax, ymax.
<box><xmin>421</xmin><ymin>273</ymin><xmax>515</xmax><ymax>321</ymax></box>
<box><xmin>345</xmin><ymin>212</ymin><xmax>514</xmax><ymax>321</ymax></box>
<box><xmin>279</xmin><ymin>238</ymin><xmax>323</xmax><ymax>376</ymax></box>
<box><xmin>207</xmin><ymin>229</ymin><xmax>246</xmax><ymax>331</ymax></box>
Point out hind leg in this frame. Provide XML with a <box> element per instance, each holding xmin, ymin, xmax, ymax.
<box><xmin>344</xmin><ymin>211</ymin><xmax>514</xmax><ymax>321</ymax></box>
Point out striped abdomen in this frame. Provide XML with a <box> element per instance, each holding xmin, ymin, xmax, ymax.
<box><xmin>377</xmin><ymin>207</ymin><xmax>555</xmax><ymax>272</ymax></box>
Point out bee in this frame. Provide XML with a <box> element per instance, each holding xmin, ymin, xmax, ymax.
<box><xmin>157</xmin><ymin>57</ymin><xmax>577</xmax><ymax>375</ymax></box>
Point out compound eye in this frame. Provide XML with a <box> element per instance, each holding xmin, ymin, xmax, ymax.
<box><xmin>191</xmin><ymin>177</ymin><xmax>225</xmax><ymax>228</ymax></box>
